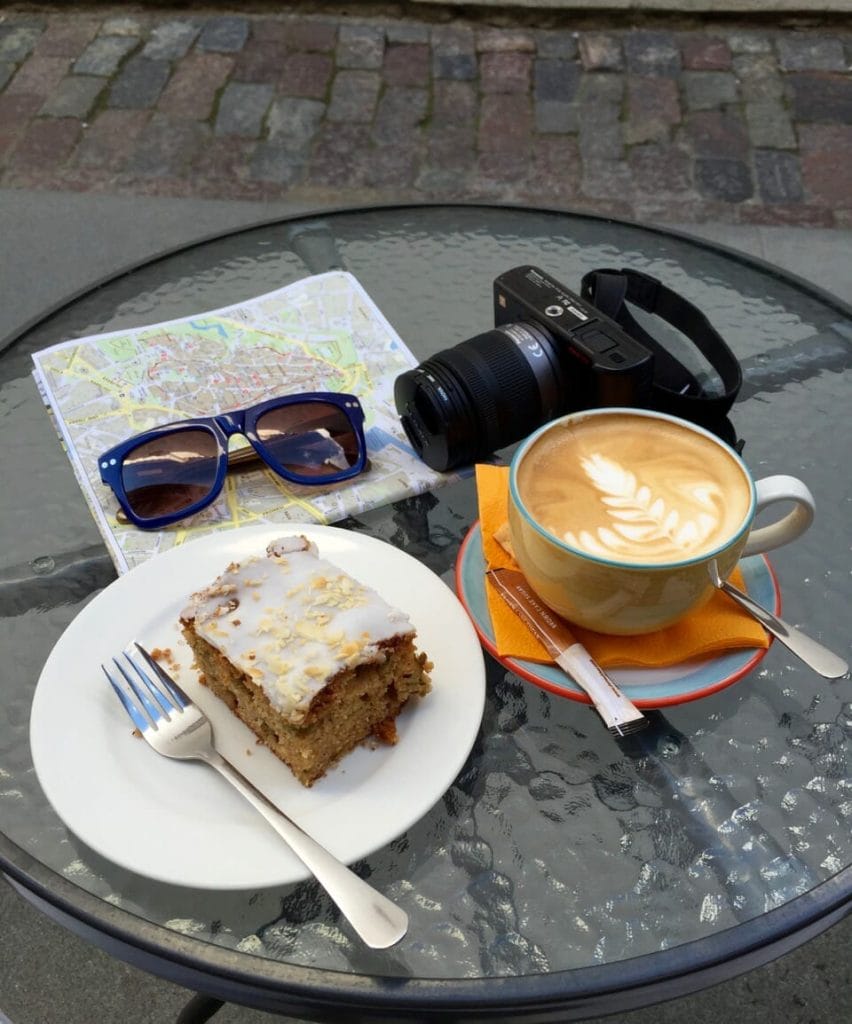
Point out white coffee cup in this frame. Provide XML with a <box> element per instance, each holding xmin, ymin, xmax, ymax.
<box><xmin>507</xmin><ymin>408</ymin><xmax>815</xmax><ymax>635</ymax></box>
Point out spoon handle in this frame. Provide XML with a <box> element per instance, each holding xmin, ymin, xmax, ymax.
<box><xmin>718</xmin><ymin>579</ymin><xmax>848</xmax><ymax>679</ymax></box>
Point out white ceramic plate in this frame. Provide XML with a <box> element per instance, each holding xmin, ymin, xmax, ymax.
<box><xmin>30</xmin><ymin>524</ymin><xmax>486</xmax><ymax>890</ymax></box>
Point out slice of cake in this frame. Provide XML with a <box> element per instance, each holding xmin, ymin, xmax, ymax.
<box><xmin>179</xmin><ymin>535</ymin><xmax>431</xmax><ymax>787</ymax></box>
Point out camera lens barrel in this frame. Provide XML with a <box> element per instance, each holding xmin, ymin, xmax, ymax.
<box><xmin>394</xmin><ymin>321</ymin><xmax>567</xmax><ymax>472</ymax></box>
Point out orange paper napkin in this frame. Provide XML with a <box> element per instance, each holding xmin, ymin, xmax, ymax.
<box><xmin>476</xmin><ymin>463</ymin><xmax>768</xmax><ymax>669</ymax></box>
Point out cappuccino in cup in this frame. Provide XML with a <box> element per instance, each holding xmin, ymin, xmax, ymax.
<box><xmin>516</xmin><ymin>412</ymin><xmax>751</xmax><ymax>566</ymax></box>
<box><xmin>508</xmin><ymin>409</ymin><xmax>815</xmax><ymax>635</ymax></box>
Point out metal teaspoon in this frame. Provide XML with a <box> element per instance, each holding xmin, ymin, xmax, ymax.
<box><xmin>708</xmin><ymin>561</ymin><xmax>848</xmax><ymax>679</ymax></box>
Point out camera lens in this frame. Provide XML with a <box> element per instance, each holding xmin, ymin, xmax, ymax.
<box><xmin>394</xmin><ymin>321</ymin><xmax>567</xmax><ymax>471</ymax></box>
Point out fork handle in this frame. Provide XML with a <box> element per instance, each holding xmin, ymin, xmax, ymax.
<box><xmin>202</xmin><ymin>751</ymin><xmax>408</xmax><ymax>949</ymax></box>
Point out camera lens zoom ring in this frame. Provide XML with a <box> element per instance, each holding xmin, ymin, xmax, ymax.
<box><xmin>449</xmin><ymin>339</ymin><xmax>546</xmax><ymax>443</ymax></box>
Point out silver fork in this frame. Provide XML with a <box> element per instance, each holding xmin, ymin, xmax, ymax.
<box><xmin>103</xmin><ymin>642</ymin><xmax>408</xmax><ymax>949</ymax></box>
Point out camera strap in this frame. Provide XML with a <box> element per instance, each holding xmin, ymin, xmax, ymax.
<box><xmin>580</xmin><ymin>268</ymin><xmax>742</xmax><ymax>431</ymax></box>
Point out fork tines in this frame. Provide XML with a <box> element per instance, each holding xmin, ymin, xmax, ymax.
<box><xmin>103</xmin><ymin>643</ymin><xmax>188</xmax><ymax>732</ymax></box>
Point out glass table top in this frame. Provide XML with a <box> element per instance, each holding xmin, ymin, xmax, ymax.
<box><xmin>1</xmin><ymin>205</ymin><xmax>849</xmax><ymax>1013</ymax></box>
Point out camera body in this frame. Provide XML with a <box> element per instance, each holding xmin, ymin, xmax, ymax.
<box><xmin>394</xmin><ymin>265</ymin><xmax>655</xmax><ymax>472</ymax></box>
<box><xmin>493</xmin><ymin>265</ymin><xmax>653</xmax><ymax>408</ymax></box>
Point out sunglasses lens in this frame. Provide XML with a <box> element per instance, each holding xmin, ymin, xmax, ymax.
<box><xmin>255</xmin><ymin>401</ymin><xmax>361</xmax><ymax>478</ymax></box>
<box><xmin>120</xmin><ymin>429</ymin><xmax>219</xmax><ymax>520</ymax></box>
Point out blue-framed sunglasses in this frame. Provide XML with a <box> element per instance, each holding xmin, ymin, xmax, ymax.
<box><xmin>98</xmin><ymin>392</ymin><xmax>368</xmax><ymax>530</ymax></box>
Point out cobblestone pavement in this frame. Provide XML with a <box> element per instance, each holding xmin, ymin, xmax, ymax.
<box><xmin>1</xmin><ymin>6</ymin><xmax>851</xmax><ymax>226</ymax></box>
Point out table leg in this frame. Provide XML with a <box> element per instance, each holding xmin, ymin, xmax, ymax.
<box><xmin>175</xmin><ymin>993</ymin><xmax>224</xmax><ymax>1024</ymax></box>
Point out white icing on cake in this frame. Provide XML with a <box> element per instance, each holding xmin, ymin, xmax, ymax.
<box><xmin>180</xmin><ymin>536</ymin><xmax>414</xmax><ymax>724</ymax></box>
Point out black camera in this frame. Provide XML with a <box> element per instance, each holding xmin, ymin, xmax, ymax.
<box><xmin>394</xmin><ymin>265</ymin><xmax>656</xmax><ymax>472</ymax></box>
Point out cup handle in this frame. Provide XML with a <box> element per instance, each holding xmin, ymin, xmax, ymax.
<box><xmin>741</xmin><ymin>475</ymin><xmax>815</xmax><ymax>557</ymax></box>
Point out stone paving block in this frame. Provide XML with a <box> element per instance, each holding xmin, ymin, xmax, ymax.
<box><xmin>142</xmin><ymin>20</ymin><xmax>201</xmax><ymax>61</ymax></box>
<box><xmin>373</xmin><ymin>86</ymin><xmax>428</xmax><ymax>144</ymax></box>
<box><xmin>385</xmin><ymin>23</ymin><xmax>429</xmax><ymax>45</ymax></box>
<box><xmin>624</xmin><ymin>32</ymin><xmax>681</xmax><ymax>77</ymax></box>
<box><xmin>579</xmin><ymin>72</ymin><xmax>623</xmax><ymax>109</ymax></box>
<box><xmin>249</xmin><ymin>139</ymin><xmax>307</xmax><ymax>185</ymax></box>
<box><xmin>124</xmin><ymin>113</ymin><xmax>208</xmax><ymax>176</ymax></box>
<box><xmin>364</xmin><ymin>143</ymin><xmax>421</xmax><ymax>188</ymax></box>
<box><xmin>267</xmin><ymin>97</ymin><xmax>325</xmax><ymax>149</ymax></box>
<box><xmin>694</xmin><ymin>157</ymin><xmax>753</xmax><ymax>201</ymax></box>
<box><xmin>416</xmin><ymin>166</ymin><xmax>472</xmax><ymax>197</ymax></box>
<box><xmin>734</xmin><ymin>55</ymin><xmax>785</xmax><ymax>101</ymax></box>
<box><xmin>427</xmin><ymin>124</ymin><xmax>476</xmax><ymax>171</ymax></box>
<box><xmin>745</xmin><ymin>99</ymin><xmax>796</xmax><ymax>149</ymax></box>
<box><xmin>536</xmin><ymin>32</ymin><xmax>578</xmax><ymax>61</ymax></box>
<box><xmin>6</xmin><ymin>116</ymin><xmax>81</xmax><ymax>168</ymax></box>
<box><xmin>310</xmin><ymin>123</ymin><xmax>372</xmax><ymax>187</ymax></box>
<box><xmin>0</xmin><ymin>64</ymin><xmax>14</xmax><ymax>91</ymax></box>
<box><xmin>215</xmin><ymin>82</ymin><xmax>273</xmax><ymax>137</ymax></box>
<box><xmin>278</xmin><ymin>52</ymin><xmax>332</xmax><ymax>99</ymax></box>
<box><xmin>682</xmin><ymin>71</ymin><xmax>739</xmax><ymax>110</ymax></box>
<box><xmin>481</xmin><ymin>51</ymin><xmax>532</xmax><ymax>94</ymax></box>
<box><xmin>384</xmin><ymin>44</ymin><xmax>430</xmax><ymax>87</ymax></box>
<box><xmin>34</xmin><ymin>19</ymin><xmax>98</xmax><ymax>58</ymax></box>
<box><xmin>788</xmin><ymin>73</ymin><xmax>852</xmax><ymax>124</ymax></box>
<box><xmin>777</xmin><ymin>36</ymin><xmax>846</xmax><ymax>72</ymax></box>
<box><xmin>431</xmin><ymin>26</ymin><xmax>477</xmax><ymax>81</ymax></box>
<box><xmin>581</xmin><ymin>157</ymin><xmax>633</xmax><ymax>199</ymax></box>
<box><xmin>476</xmin><ymin>150</ymin><xmax>529</xmax><ymax>186</ymax></box>
<box><xmin>74</xmin><ymin>35</ymin><xmax>138</xmax><ymax>77</ymax></box>
<box><xmin>40</xmin><ymin>75</ymin><xmax>104</xmax><ymax>119</ymax></box>
<box><xmin>628</xmin><ymin>141</ymin><xmax>692</xmax><ymax>195</ymax></box>
<box><xmin>579</xmin><ymin>34</ymin><xmax>623</xmax><ymax>71</ymax></box>
<box><xmin>326</xmin><ymin>70</ymin><xmax>380</xmax><ymax>122</ymax></box>
<box><xmin>197</xmin><ymin>17</ymin><xmax>250</xmax><ymax>54</ymax></box>
<box><xmin>725</xmin><ymin>32</ymin><xmax>772</xmax><ymax>55</ymax></box>
<box><xmin>535</xmin><ymin>100</ymin><xmax>579</xmax><ymax>135</ymax></box>
<box><xmin>479</xmin><ymin>93</ymin><xmax>531</xmax><ymax>152</ymax></box>
<box><xmin>626</xmin><ymin>76</ymin><xmax>681</xmax><ymax>144</ymax></box>
<box><xmin>685</xmin><ymin>110</ymin><xmax>749</xmax><ymax>159</ymax></box>
<box><xmin>0</xmin><ymin>25</ymin><xmax>43</xmax><ymax>63</ymax></box>
<box><xmin>0</xmin><ymin>131</ymin><xmax>17</xmax><ymax>162</ymax></box>
<box><xmin>338</xmin><ymin>23</ymin><xmax>385</xmax><ymax>69</ymax></box>
<box><xmin>527</xmin><ymin>134</ymin><xmax>581</xmax><ymax>199</ymax></box>
<box><xmin>680</xmin><ymin>36</ymin><xmax>731</xmax><ymax>70</ymax></box>
<box><xmin>432</xmin><ymin>80</ymin><xmax>477</xmax><ymax>125</ymax></box>
<box><xmin>281</xmin><ymin>20</ymin><xmax>337</xmax><ymax>52</ymax></box>
<box><xmin>157</xmin><ymin>52</ymin><xmax>233</xmax><ymax>120</ymax></box>
<box><xmin>108</xmin><ymin>57</ymin><xmax>171</xmax><ymax>109</ymax></box>
<box><xmin>100</xmin><ymin>17</ymin><xmax>144</xmax><ymax>38</ymax></box>
<box><xmin>738</xmin><ymin>202</ymin><xmax>836</xmax><ymax>227</ymax></box>
<box><xmin>0</xmin><ymin>93</ymin><xmax>43</xmax><ymax>133</ymax></box>
<box><xmin>72</xmin><ymin>108</ymin><xmax>150</xmax><ymax>169</ymax></box>
<box><xmin>534</xmin><ymin>58</ymin><xmax>581</xmax><ymax>102</ymax></box>
<box><xmin>476</xmin><ymin>29</ymin><xmax>535</xmax><ymax>53</ymax></box>
<box><xmin>432</xmin><ymin>51</ymin><xmax>477</xmax><ymax>82</ymax></box>
<box><xmin>579</xmin><ymin>119</ymin><xmax>623</xmax><ymax>160</ymax></box>
<box><xmin>799</xmin><ymin>123</ymin><xmax>852</xmax><ymax>205</ymax></box>
<box><xmin>755</xmin><ymin>149</ymin><xmax>804</xmax><ymax>203</ymax></box>
<box><xmin>191</xmin><ymin>135</ymin><xmax>253</xmax><ymax>183</ymax></box>
<box><xmin>232</xmin><ymin>40</ymin><xmax>285</xmax><ymax>83</ymax></box>
<box><xmin>5</xmin><ymin>55</ymin><xmax>69</xmax><ymax>98</ymax></box>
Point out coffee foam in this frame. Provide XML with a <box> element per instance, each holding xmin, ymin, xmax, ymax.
<box><xmin>517</xmin><ymin>414</ymin><xmax>751</xmax><ymax>565</ymax></box>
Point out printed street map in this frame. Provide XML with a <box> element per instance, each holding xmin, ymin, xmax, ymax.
<box><xmin>32</xmin><ymin>271</ymin><xmax>456</xmax><ymax>573</ymax></box>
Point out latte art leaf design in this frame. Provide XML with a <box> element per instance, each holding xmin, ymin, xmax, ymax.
<box><xmin>563</xmin><ymin>453</ymin><xmax>722</xmax><ymax>558</ymax></box>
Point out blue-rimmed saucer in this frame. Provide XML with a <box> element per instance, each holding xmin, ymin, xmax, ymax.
<box><xmin>455</xmin><ymin>521</ymin><xmax>780</xmax><ymax>708</ymax></box>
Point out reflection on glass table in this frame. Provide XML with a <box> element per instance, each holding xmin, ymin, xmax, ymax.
<box><xmin>1</xmin><ymin>205</ymin><xmax>849</xmax><ymax>1023</ymax></box>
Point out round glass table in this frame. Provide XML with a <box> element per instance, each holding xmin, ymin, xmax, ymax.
<box><xmin>1</xmin><ymin>204</ymin><xmax>850</xmax><ymax>1023</ymax></box>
